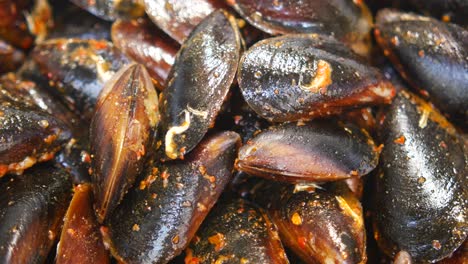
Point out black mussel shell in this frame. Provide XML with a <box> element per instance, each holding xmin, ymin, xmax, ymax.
<box><xmin>160</xmin><ymin>10</ymin><xmax>241</xmax><ymax>160</ymax></box>
<box><xmin>251</xmin><ymin>181</ymin><xmax>367</xmax><ymax>264</ymax></box>
<box><xmin>0</xmin><ymin>101</ymin><xmax>71</xmax><ymax>177</ymax></box>
<box><xmin>374</xmin><ymin>90</ymin><xmax>467</xmax><ymax>262</ymax></box>
<box><xmin>102</xmin><ymin>131</ymin><xmax>240</xmax><ymax>264</ymax></box>
<box><xmin>228</xmin><ymin>0</ymin><xmax>373</xmax><ymax>55</ymax></box>
<box><xmin>31</xmin><ymin>38</ymin><xmax>130</xmax><ymax>122</ymax></box>
<box><xmin>375</xmin><ymin>9</ymin><xmax>468</xmax><ymax>129</ymax></box>
<box><xmin>0</xmin><ymin>164</ymin><xmax>72</xmax><ymax>263</ymax></box>
<box><xmin>186</xmin><ymin>198</ymin><xmax>289</xmax><ymax>264</ymax></box>
<box><xmin>0</xmin><ymin>40</ymin><xmax>24</xmax><ymax>74</ymax></box>
<box><xmin>237</xmin><ymin>121</ymin><xmax>379</xmax><ymax>183</ymax></box>
<box><xmin>143</xmin><ymin>0</ymin><xmax>227</xmax><ymax>44</ymax></box>
<box><xmin>238</xmin><ymin>34</ymin><xmax>396</xmax><ymax>122</ymax></box>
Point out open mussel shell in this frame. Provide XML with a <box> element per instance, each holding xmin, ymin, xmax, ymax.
<box><xmin>185</xmin><ymin>198</ymin><xmax>289</xmax><ymax>264</ymax></box>
<box><xmin>238</xmin><ymin>34</ymin><xmax>396</xmax><ymax>122</ymax></box>
<box><xmin>90</xmin><ymin>63</ymin><xmax>159</xmax><ymax>222</ymax></box>
<box><xmin>56</xmin><ymin>183</ymin><xmax>110</xmax><ymax>264</ymax></box>
<box><xmin>0</xmin><ymin>164</ymin><xmax>72</xmax><ymax>263</ymax></box>
<box><xmin>102</xmin><ymin>131</ymin><xmax>240</xmax><ymax>264</ymax></box>
<box><xmin>111</xmin><ymin>18</ymin><xmax>178</xmax><ymax>90</ymax></box>
<box><xmin>374</xmin><ymin>90</ymin><xmax>467</xmax><ymax>262</ymax></box>
<box><xmin>0</xmin><ymin>101</ymin><xmax>71</xmax><ymax>177</ymax></box>
<box><xmin>160</xmin><ymin>9</ymin><xmax>241</xmax><ymax>160</ymax></box>
<box><xmin>143</xmin><ymin>0</ymin><xmax>227</xmax><ymax>44</ymax></box>
<box><xmin>228</xmin><ymin>0</ymin><xmax>373</xmax><ymax>55</ymax></box>
<box><xmin>251</xmin><ymin>181</ymin><xmax>367</xmax><ymax>264</ymax></box>
<box><xmin>70</xmin><ymin>0</ymin><xmax>145</xmax><ymax>21</ymax></box>
<box><xmin>237</xmin><ymin>121</ymin><xmax>379</xmax><ymax>183</ymax></box>
<box><xmin>375</xmin><ymin>9</ymin><xmax>468</xmax><ymax>129</ymax></box>
<box><xmin>31</xmin><ymin>38</ymin><xmax>130</xmax><ymax>122</ymax></box>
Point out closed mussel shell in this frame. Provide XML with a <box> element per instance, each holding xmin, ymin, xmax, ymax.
<box><xmin>90</xmin><ymin>63</ymin><xmax>159</xmax><ymax>222</ymax></box>
<box><xmin>374</xmin><ymin>90</ymin><xmax>467</xmax><ymax>262</ymax></box>
<box><xmin>0</xmin><ymin>73</ymin><xmax>86</xmax><ymax>137</ymax></box>
<box><xmin>102</xmin><ymin>131</ymin><xmax>240</xmax><ymax>264</ymax></box>
<box><xmin>56</xmin><ymin>183</ymin><xmax>110</xmax><ymax>264</ymax></box>
<box><xmin>111</xmin><ymin>18</ymin><xmax>178</xmax><ymax>90</ymax></box>
<box><xmin>0</xmin><ymin>101</ymin><xmax>71</xmax><ymax>177</ymax></box>
<box><xmin>228</xmin><ymin>0</ymin><xmax>373</xmax><ymax>55</ymax></box>
<box><xmin>238</xmin><ymin>34</ymin><xmax>396</xmax><ymax>122</ymax></box>
<box><xmin>375</xmin><ymin>9</ymin><xmax>468</xmax><ymax>129</ymax></box>
<box><xmin>143</xmin><ymin>0</ymin><xmax>227</xmax><ymax>44</ymax></box>
<box><xmin>160</xmin><ymin>10</ymin><xmax>241</xmax><ymax>160</ymax></box>
<box><xmin>31</xmin><ymin>38</ymin><xmax>130</xmax><ymax>122</ymax></box>
<box><xmin>185</xmin><ymin>198</ymin><xmax>289</xmax><ymax>264</ymax></box>
<box><xmin>251</xmin><ymin>181</ymin><xmax>367</xmax><ymax>264</ymax></box>
<box><xmin>237</xmin><ymin>121</ymin><xmax>379</xmax><ymax>183</ymax></box>
<box><xmin>70</xmin><ymin>0</ymin><xmax>145</xmax><ymax>21</ymax></box>
<box><xmin>0</xmin><ymin>164</ymin><xmax>72</xmax><ymax>264</ymax></box>
<box><xmin>0</xmin><ymin>73</ymin><xmax>89</xmax><ymax>182</ymax></box>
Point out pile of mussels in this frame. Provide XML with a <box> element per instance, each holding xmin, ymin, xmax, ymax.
<box><xmin>0</xmin><ymin>0</ymin><xmax>467</xmax><ymax>263</ymax></box>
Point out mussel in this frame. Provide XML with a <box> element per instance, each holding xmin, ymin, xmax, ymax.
<box><xmin>102</xmin><ymin>131</ymin><xmax>240</xmax><ymax>263</ymax></box>
<box><xmin>237</xmin><ymin>121</ymin><xmax>379</xmax><ymax>183</ymax></box>
<box><xmin>0</xmin><ymin>101</ymin><xmax>71</xmax><ymax>177</ymax></box>
<box><xmin>186</xmin><ymin>198</ymin><xmax>290</xmax><ymax>264</ymax></box>
<box><xmin>0</xmin><ymin>164</ymin><xmax>72</xmax><ymax>263</ymax></box>
<box><xmin>111</xmin><ymin>18</ymin><xmax>178</xmax><ymax>90</ymax></box>
<box><xmin>90</xmin><ymin>63</ymin><xmax>159</xmax><ymax>222</ymax></box>
<box><xmin>31</xmin><ymin>38</ymin><xmax>130</xmax><ymax>122</ymax></box>
<box><xmin>56</xmin><ymin>183</ymin><xmax>110</xmax><ymax>264</ymax></box>
<box><xmin>375</xmin><ymin>9</ymin><xmax>468</xmax><ymax>129</ymax></box>
<box><xmin>238</xmin><ymin>34</ymin><xmax>395</xmax><ymax>122</ymax></box>
<box><xmin>160</xmin><ymin>10</ymin><xmax>241</xmax><ymax>160</ymax></box>
<box><xmin>250</xmin><ymin>180</ymin><xmax>367</xmax><ymax>264</ymax></box>
<box><xmin>143</xmin><ymin>0</ymin><xmax>227</xmax><ymax>43</ymax></box>
<box><xmin>374</xmin><ymin>90</ymin><xmax>467</xmax><ymax>262</ymax></box>
<box><xmin>228</xmin><ymin>0</ymin><xmax>373</xmax><ymax>55</ymax></box>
